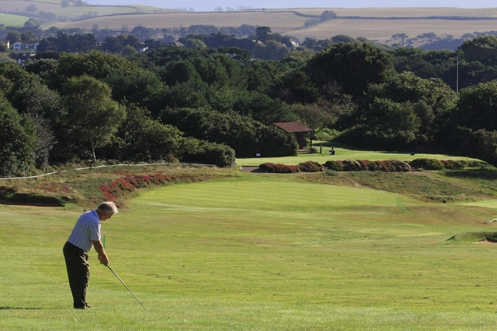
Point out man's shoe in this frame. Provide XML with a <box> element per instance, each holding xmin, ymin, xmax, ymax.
<box><xmin>85</xmin><ymin>303</ymin><xmax>91</xmax><ymax>308</ymax></box>
<box><xmin>73</xmin><ymin>305</ymin><xmax>86</xmax><ymax>310</ymax></box>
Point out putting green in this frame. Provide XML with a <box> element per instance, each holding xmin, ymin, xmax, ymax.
<box><xmin>2</xmin><ymin>174</ymin><xmax>497</xmax><ymax>330</ymax></box>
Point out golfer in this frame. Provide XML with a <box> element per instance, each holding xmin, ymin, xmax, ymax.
<box><xmin>63</xmin><ymin>201</ymin><xmax>118</xmax><ymax>309</ymax></box>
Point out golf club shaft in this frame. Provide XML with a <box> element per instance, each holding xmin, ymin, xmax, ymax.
<box><xmin>107</xmin><ymin>265</ymin><xmax>146</xmax><ymax>310</ymax></box>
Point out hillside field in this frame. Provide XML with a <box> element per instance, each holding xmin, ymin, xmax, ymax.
<box><xmin>0</xmin><ymin>0</ymin><xmax>168</xmax><ymax>20</ymax></box>
<box><xmin>3</xmin><ymin>164</ymin><xmax>497</xmax><ymax>329</ymax></box>
<box><xmin>0</xmin><ymin>13</ymin><xmax>29</xmax><ymax>27</ymax></box>
<box><xmin>43</xmin><ymin>7</ymin><xmax>497</xmax><ymax>41</ymax></box>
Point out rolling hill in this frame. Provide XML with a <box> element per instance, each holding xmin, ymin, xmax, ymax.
<box><xmin>35</xmin><ymin>6</ymin><xmax>497</xmax><ymax>42</ymax></box>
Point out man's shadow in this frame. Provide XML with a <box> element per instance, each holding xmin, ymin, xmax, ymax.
<box><xmin>0</xmin><ymin>306</ymin><xmax>42</xmax><ymax>310</ymax></box>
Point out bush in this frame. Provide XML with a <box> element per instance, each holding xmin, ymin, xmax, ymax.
<box><xmin>441</xmin><ymin>160</ymin><xmax>464</xmax><ymax>169</ymax></box>
<box><xmin>323</xmin><ymin>159</ymin><xmax>412</xmax><ymax>172</ymax></box>
<box><xmin>315</xmin><ymin>128</ymin><xmax>340</xmax><ymax>141</ymax></box>
<box><xmin>258</xmin><ymin>163</ymin><xmax>299</xmax><ymax>173</ymax></box>
<box><xmin>342</xmin><ymin>160</ymin><xmax>362</xmax><ymax>171</ymax></box>
<box><xmin>409</xmin><ymin>158</ymin><xmax>443</xmax><ymax>170</ymax></box>
<box><xmin>259</xmin><ymin>163</ymin><xmax>277</xmax><ymax>172</ymax></box>
<box><xmin>391</xmin><ymin>160</ymin><xmax>411</xmax><ymax>172</ymax></box>
<box><xmin>375</xmin><ymin>161</ymin><xmax>392</xmax><ymax>172</ymax></box>
<box><xmin>298</xmin><ymin>161</ymin><xmax>323</xmax><ymax>172</ymax></box>
<box><xmin>323</xmin><ymin>160</ymin><xmax>343</xmax><ymax>171</ymax></box>
<box><xmin>179</xmin><ymin>137</ymin><xmax>235</xmax><ymax>167</ymax></box>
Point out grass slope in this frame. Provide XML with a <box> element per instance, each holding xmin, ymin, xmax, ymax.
<box><xmin>2</xmin><ymin>173</ymin><xmax>497</xmax><ymax>329</ymax></box>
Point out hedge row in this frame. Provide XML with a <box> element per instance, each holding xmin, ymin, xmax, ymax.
<box><xmin>258</xmin><ymin>161</ymin><xmax>323</xmax><ymax>173</ymax></box>
<box><xmin>257</xmin><ymin>159</ymin><xmax>485</xmax><ymax>173</ymax></box>
<box><xmin>323</xmin><ymin>160</ymin><xmax>411</xmax><ymax>172</ymax></box>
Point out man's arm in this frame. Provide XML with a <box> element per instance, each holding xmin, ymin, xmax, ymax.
<box><xmin>92</xmin><ymin>240</ymin><xmax>110</xmax><ymax>266</ymax></box>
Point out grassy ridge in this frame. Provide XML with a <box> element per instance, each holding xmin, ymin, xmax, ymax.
<box><xmin>2</xmin><ymin>173</ymin><xmax>497</xmax><ymax>329</ymax></box>
<box><xmin>0</xmin><ymin>164</ymin><xmax>238</xmax><ymax>208</ymax></box>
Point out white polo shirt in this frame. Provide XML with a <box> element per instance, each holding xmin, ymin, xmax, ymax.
<box><xmin>67</xmin><ymin>210</ymin><xmax>101</xmax><ymax>252</ymax></box>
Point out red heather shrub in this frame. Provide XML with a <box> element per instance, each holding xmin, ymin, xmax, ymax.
<box><xmin>358</xmin><ymin>160</ymin><xmax>370</xmax><ymax>171</ymax></box>
<box><xmin>286</xmin><ymin>165</ymin><xmax>299</xmax><ymax>173</ymax></box>
<box><xmin>259</xmin><ymin>163</ymin><xmax>277</xmax><ymax>173</ymax></box>
<box><xmin>274</xmin><ymin>163</ymin><xmax>299</xmax><ymax>173</ymax></box>
<box><xmin>152</xmin><ymin>173</ymin><xmax>167</xmax><ymax>184</ymax></box>
<box><xmin>298</xmin><ymin>161</ymin><xmax>323</xmax><ymax>172</ymax></box>
<box><xmin>117</xmin><ymin>178</ymin><xmax>135</xmax><ymax>192</ymax></box>
<box><xmin>124</xmin><ymin>176</ymin><xmax>139</xmax><ymax>188</ymax></box>
<box><xmin>375</xmin><ymin>161</ymin><xmax>388</xmax><ymax>171</ymax></box>
<box><xmin>103</xmin><ymin>191</ymin><xmax>116</xmax><ymax>201</ymax></box>
<box><xmin>258</xmin><ymin>163</ymin><xmax>299</xmax><ymax>173</ymax></box>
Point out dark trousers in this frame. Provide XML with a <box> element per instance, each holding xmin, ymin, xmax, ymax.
<box><xmin>63</xmin><ymin>241</ymin><xmax>90</xmax><ymax>308</ymax></box>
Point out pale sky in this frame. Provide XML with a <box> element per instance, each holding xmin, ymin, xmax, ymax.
<box><xmin>87</xmin><ymin>1</ymin><xmax>497</xmax><ymax>11</ymax></box>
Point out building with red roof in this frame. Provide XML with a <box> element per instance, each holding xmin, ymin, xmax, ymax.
<box><xmin>274</xmin><ymin>121</ymin><xmax>313</xmax><ymax>149</ymax></box>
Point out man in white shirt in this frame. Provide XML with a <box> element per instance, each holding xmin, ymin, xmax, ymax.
<box><xmin>63</xmin><ymin>201</ymin><xmax>118</xmax><ymax>309</ymax></box>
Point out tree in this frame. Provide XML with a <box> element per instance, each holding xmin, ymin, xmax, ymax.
<box><xmin>339</xmin><ymin>97</ymin><xmax>420</xmax><ymax>149</ymax></box>
<box><xmin>460</xmin><ymin>36</ymin><xmax>497</xmax><ymax>66</ymax></box>
<box><xmin>116</xmin><ymin>105</ymin><xmax>182</xmax><ymax>161</ymax></box>
<box><xmin>22</xmin><ymin>115</ymin><xmax>56</xmax><ymax>169</ymax></box>
<box><xmin>270</xmin><ymin>69</ymin><xmax>319</xmax><ymax>104</ymax></box>
<box><xmin>291</xmin><ymin>103</ymin><xmax>334</xmax><ymax>133</ymax></box>
<box><xmin>456</xmin><ymin>80</ymin><xmax>497</xmax><ymax>131</ymax></box>
<box><xmin>255</xmin><ymin>27</ymin><xmax>271</xmax><ymax>42</ymax></box>
<box><xmin>0</xmin><ymin>94</ymin><xmax>34</xmax><ymax>176</ymax></box>
<box><xmin>6</xmin><ymin>31</ymin><xmax>21</xmax><ymax>44</ymax></box>
<box><xmin>24</xmin><ymin>18</ymin><xmax>41</xmax><ymax>29</ymax></box>
<box><xmin>62</xmin><ymin>75</ymin><xmax>125</xmax><ymax>162</ymax></box>
<box><xmin>307</xmin><ymin>42</ymin><xmax>393</xmax><ymax>96</ymax></box>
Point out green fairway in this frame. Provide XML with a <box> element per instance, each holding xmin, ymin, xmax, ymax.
<box><xmin>0</xmin><ymin>13</ymin><xmax>29</xmax><ymax>26</ymax></box>
<box><xmin>2</xmin><ymin>174</ymin><xmax>497</xmax><ymax>329</ymax></box>
<box><xmin>236</xmin><ymin>146</ymin><xmax>478</xmax><ymax>166</ymax></box>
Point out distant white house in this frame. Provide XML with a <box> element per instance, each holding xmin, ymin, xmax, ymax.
<box><xmin>12</xmin><ymin>42</ymin><xmax>39</xmax><ymax>51</ymax></box>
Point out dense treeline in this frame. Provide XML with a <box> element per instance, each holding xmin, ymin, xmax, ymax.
<box><xmin>3</xmin><ymin>35</ymin><xmax>497</xmax><ymax>176</ymax></box>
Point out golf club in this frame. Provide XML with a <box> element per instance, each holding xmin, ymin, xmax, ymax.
<box><xmin>106</xmin><ymin>265</ymin><xmax>146</xmax><ymax>310</ymax></box>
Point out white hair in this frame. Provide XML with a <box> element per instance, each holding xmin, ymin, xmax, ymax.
<box><xmin>97</xmin><ymin>201</ymin><xmax>119</xmax><ymax>215</ymax></box>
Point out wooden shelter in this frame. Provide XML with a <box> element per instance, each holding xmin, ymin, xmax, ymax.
<box><xmin>274</xmin><ymin>121</ymin><xmax>313</xmax><ymax>149</ymax></box>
